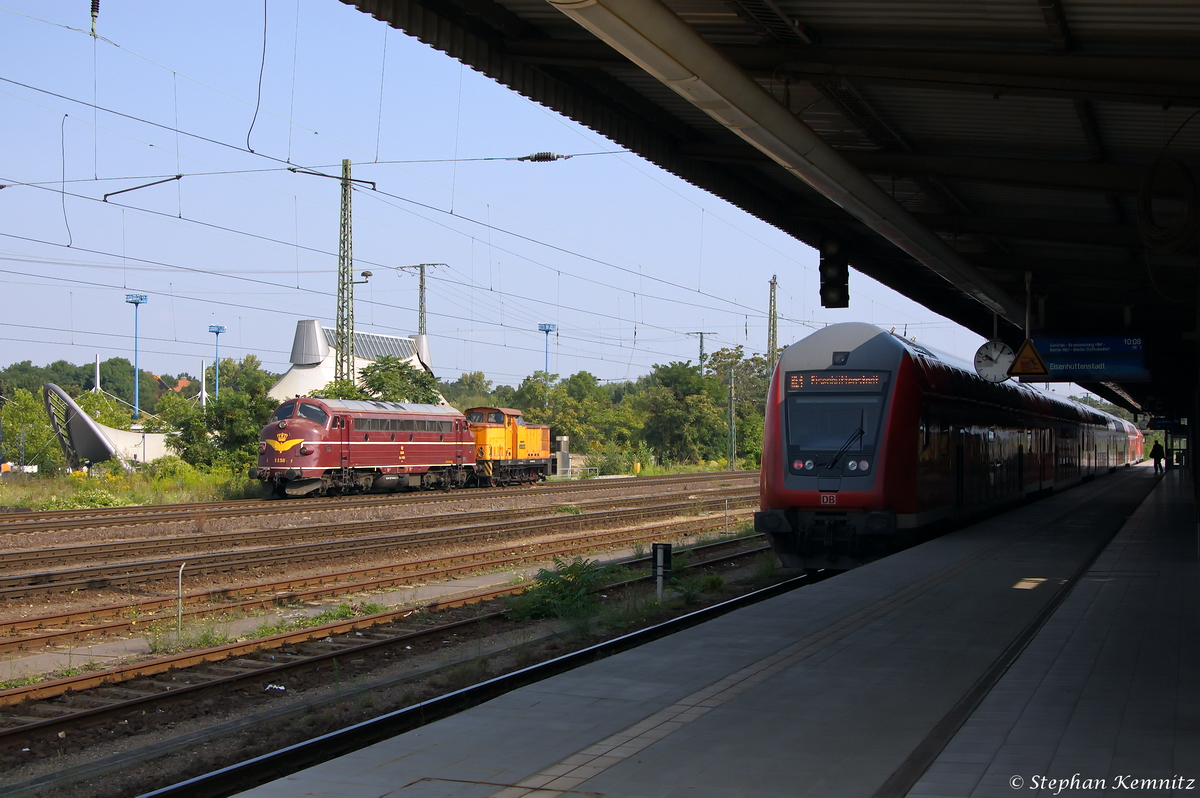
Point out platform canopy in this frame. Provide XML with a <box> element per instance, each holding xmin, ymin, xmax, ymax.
<box><xmin>346</xmin><ymin>0</ymin><xmax>1199</xmax><ymax>418</ymax></box>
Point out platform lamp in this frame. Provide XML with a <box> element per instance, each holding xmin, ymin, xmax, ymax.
<box><xmin>208</xmin><ymin>325</ymin><xmax>226</xmax><ymax>399</ymax></box>
<box><xmin>538</xmin><ymin>323</ymin><xmax>557</xmax><ymax>376</ymax></box>
<box><xmin>125</xmin><ymin>294</ymin><xmax>148</xmax><ymax>420</ymax></box>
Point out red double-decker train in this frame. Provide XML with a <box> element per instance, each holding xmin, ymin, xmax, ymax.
<box><xmin>755</xmin><ymin>323</ymin><xmax>1143</xmax><ymax>571</ymax></box>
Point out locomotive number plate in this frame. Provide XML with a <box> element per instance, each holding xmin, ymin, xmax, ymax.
<box><xmin>820</xmin><ymin>493</ymin><xmax>837</xmax><ymax>505</ymax></box>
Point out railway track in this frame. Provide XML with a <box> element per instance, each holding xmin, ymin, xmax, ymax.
<box><xmin>0</xmin><ymin>508</ymin><xmax>757</xmax><ymax>654</ymax></box>
<box><xmin>0</xmin><ymin>489</ymin><xmax>756</xmax><ymax>599</ymax></box>
<box><xmin>0</xmin><ymin>471</ymin><xmax>755</xmax><ymax>535</ymax></box>
<box><xmin>0</xmin><ymin>535</ymin><xmax>771</xmax><ymax>763</ymax></box>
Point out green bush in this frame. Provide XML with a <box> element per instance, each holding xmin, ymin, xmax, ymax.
<box><xmin>505</xmin><ymin>556</ymin><xmax>609</xmax><ymax>621</ymax></box>
<box><xmin>37</xmin><ymin>487</ymin><xmax>135</xmax><ymax>511</ymax></box>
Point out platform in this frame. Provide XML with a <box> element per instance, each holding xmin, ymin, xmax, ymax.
<box><xmin>233</xmin><ymin>465</ymin><xmax>1196</xmax><ymax>798</ymax></box>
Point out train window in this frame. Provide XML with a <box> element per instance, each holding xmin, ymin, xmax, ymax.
<box><xmin>466</xmin><ymin>411</ymin><xmax>484</xmax><ymax>423</ymax></box>
<box><xmin>271</xmin><ymin>402</ymin><xmax>296</xmax><ymax>422</ymax></box>
<box><xmin>488</xmin><ymin>412</ymin><xmax>503</xmax><ymax>423</ymax></box>
<box><xmin>296</xmin><ymin>403</ymin><xmax>328</xmax><ymax>425</ymax></box>
<box><xmin>988</xmin><ymin>428</ymin><xmax>995</xmax><ymax>441</ymax></box>
<box><xmin>353</xmin><ymin>418</ymin><xmax>365</xmax><ymax>431</ymax></box>
<box><xmin>786</xmin><ymin>394</ymin><xmax>882</xmax><ymax>452</ymax></box>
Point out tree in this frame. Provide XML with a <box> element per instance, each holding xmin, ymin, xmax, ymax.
<box><xmin>512</xmin><ymin>371</ymin><xmax>556</xmax><ymax>412</ymax></box>
<box><xmin>636</xmin><ymin>385</ymin><xmax>725</xmax><ymax>463</ymax></box>
<box><xmin>0</xmin><ymin>388</ymin><xmax>64</xmax><ymax>472</ymax></box>
<box><xmin>633</xmin><ymin>361</ymin><xmax>727</xmax><ymax>463</ymax></box>
<box><xmin>360</xmin><ymin>357</ymin><xmax>441</xmax><ymax>403</ymax></box>
<box><xmin>315</xmin><ymin>356</ymin><xmax>442</xmax><ymax>405</ymax></box>
<box><xmin>158</xmin><ymin>355</ymin><xmax>280</xmax><ymax>471</ymax></box>
<box><xmin>74</xmin><ymin>391</ymin><xmax>134</xmax><ymax>431</ymax></box>
<box><xmin>706</xmin><ymin>346</ymin><xmax>774</xmax><ymax>466</ymax></box>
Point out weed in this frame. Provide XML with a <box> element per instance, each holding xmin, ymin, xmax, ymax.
<box><xmin>144</xmin><ymin>618</ymin><xmax>232</xmax><ymax>655</ymax></box>
<box><xmin>243</xmin><ymin>603</ymin><xmax>386</xmax><ymax>641</ymax></box>
<box><xmin>753</xmin><ymin>551</ymin><xmax>778</xmax><ymax>582</ymax></box>
<box><xmin>597</xmin><ymin>588</ymin><xmax>662</xmax><ymax>632</ymax></box>
<box><xmin>428</xmin><ymin>658</ymin><xmax>489</xmax><ymax>690</ymax></box>
<box><xmin>504</xmin><ymin>556</ymin><xmax>608</xmax><ymax>621</ymax></box>
<box><xmin>632</xmin><ymin>542</ymin><xmax>646</xmax><ymax>559</ymax></box>
<box><xmin>670</xmin><ymin>573</ymin><xmax>725</xmax><ymax>605</ymax></box>
<box><xmin>50</xmin><ymin>661</ymin><xmax>108</xmax><ymax>679</ymax></box>
<box><xmin>0</xmin><ymin>674</ymin><xmax>42</xmax><ymax>690</ymax></box>
<box><xmin>556</xmin><ymin>505</ymin><xmax>583</xmax><ymax>515</ymax></box>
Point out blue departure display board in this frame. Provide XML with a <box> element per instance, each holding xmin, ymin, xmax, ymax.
<box><xmin>1023</xmin><ymin>337</ymin><xmax>1149</xmax><ymax>382</ymax></box>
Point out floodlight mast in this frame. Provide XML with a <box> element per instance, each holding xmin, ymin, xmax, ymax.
<box><xmin>125</xmin><ymin>294</ymin><xmax>148</xmax><ymax>419</ymax></box>
<box><xmin>538</xmin><ymin>323</ymin><xmax>557</xmax><ymax>375</ymax></box>
<box><xmin>208</xmin><ymin>325</ymin><xmax>226</xmax><ymax>398</ymax></box>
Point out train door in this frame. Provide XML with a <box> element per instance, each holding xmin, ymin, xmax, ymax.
<box><xmin>338</xmin><ymin>415</ymin><xmax>352</xmax><ymax>467</ymax></box>
<box><xmin>455</xmin><ymin>420</ymin><xmax>466</xmax><ymax>465</ymax></box>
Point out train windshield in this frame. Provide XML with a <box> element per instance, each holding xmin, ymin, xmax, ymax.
<box><xmin>270</xmin><ymin>402</ymin><xmax>296</xmax><ymax>422</ymax></box>
<box><xmin>296</xmin><ymin>403</ymin><xmax>329</xmax><ymax>425</ymax></box>
<box><xmin>786</xmin><ymin>395</ymin><xmax>882</xmax><ymax>452</ymax></box>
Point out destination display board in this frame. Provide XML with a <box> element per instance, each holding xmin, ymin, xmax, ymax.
<box><xmin>1017</xmin><ymin>337</ymin><xmax>1150</xmax><ymax>382</ymax></box>
<box><xmin>786</xmin><ymin>372</ymin><xmax>889</xmax><ymax>393</ymax></box>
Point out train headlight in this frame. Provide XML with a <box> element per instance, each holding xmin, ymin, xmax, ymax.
<box><xmin>793</xmin><ymin>459</ymin><xmax>802</xmax><ymax>470</ymax></box>
<box><xmin>804</xmin><ymin>460</ymin><xmax>814</xmax><ymax>470</ymax></box>
<box><xmin>258</xmin><ymin>442</ymin><xmax>266</xmax><ymax>454</ymax></box>
<box><xmin>847</xmin><ymin>460</ymin><xmax>858</xmax><ymax>471</ymax></box>
<box><xmin>858</xmin><ymin>460</ymin><xmax>869</xmax><ymax>471</ymax></box>
<box><xmin>299</xmin><ymin>445</ymin><xmax>313</xmax><ymax>456</ymax></box>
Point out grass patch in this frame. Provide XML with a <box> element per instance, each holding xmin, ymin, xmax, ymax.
<box><xmin>0</xmin><ymin>462</ymin><xmax>261</xmax><ymax>511</ymax></box>
<box><xmin>244</xmin><ymin>602</ymin><xmax>387</xmax><ymax>640</ymax></box>
<box><xmin>596</xmin><ymin>587</ymin><xmax>663</xmax><ymax>632</ymax></box>
<box><xmin>144</xmin><ymin>618</ymin><xmax>233</xmax><ymax>655</ymax></box>
<box><xmin>555</xmin><ymin>505</ymin><xmax>583</xmax><ymax>515</ymax></box>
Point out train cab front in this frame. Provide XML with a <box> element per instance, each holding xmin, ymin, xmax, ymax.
<box><xmin>756</xmin><ymin>324</ymin><xmax>907</xmax><ymax>571</ymax></box>
<box><xmin>250</xmin><ymin>399</ymin><xmax>332</xmax><ymax>497</ymax></box>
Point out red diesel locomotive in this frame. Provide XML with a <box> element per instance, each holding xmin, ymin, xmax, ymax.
<box><xmin>249</xmin><ymin>397</ymin><xmax>551</xmax><ymax>497</ymax></box>
<box><xmin>754</xmin><ymin>323</ymin><xmax>1142</xmax><ymax>571</ymax></box>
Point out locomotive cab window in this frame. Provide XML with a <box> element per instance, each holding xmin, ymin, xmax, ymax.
<box><xmin>783</xmin><ymin>371</ymin><xmax>889</xmax><ymax>470</ymax></box>
<box><xmin>271</xmin><ymin>402</ymin><xmax>296</xmax><ymax>422</ymax></box>
<box><xmin>296</xmin><ymin>403</ymin><xmax>328</xmax><ymax>426</ymax></box>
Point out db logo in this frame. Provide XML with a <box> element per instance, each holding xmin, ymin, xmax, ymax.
<box><xmin>820</xmin><ymin>493</ymin><xmax>837</xmax><ymax>505</ymax></box>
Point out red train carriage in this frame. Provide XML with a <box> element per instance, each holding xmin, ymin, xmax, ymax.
<box><xmin>755</xmin><ymin>323</ymin><xmax>1142</xmax><ymax>571</ymax></box>
<box><xmin>251</xmin><ymin>398</ymin><xmax>473</xmax><ymax>497</ymax></box>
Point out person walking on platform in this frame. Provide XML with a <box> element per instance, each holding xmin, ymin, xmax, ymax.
<box><xmin>1150</xmin><ymin>440</ymin><xmax>1165</xmax><ymax>474</ymax></box>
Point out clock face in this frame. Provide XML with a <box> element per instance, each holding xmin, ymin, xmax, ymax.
<box><xmin>974</xmin><ymin>341</ymin><xmax>1016</xmax><ymax>383</ymax></box>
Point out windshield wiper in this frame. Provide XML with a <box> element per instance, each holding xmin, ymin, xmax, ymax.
<box><xmin>824</xmin><ymin>410</ymin><xmax>865</xmax><ymax>470</ymax></box>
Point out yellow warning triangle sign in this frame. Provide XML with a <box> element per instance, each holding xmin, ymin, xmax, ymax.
<box><xmin>1008</xmin><ymin>339</ymin><xmax>1050</xmax><ymax>378</ymax></box>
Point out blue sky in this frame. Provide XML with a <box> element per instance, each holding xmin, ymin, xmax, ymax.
<box><xmin>0</xmin><ymin>0</ymin><xmax>986</xmax><ymax>388</ymax></box>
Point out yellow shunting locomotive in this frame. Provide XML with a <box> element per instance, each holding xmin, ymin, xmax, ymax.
<box><xmin>464</xmin><ymin>407</ymin><xmax>552</xmax><ymax>486</ymax></box>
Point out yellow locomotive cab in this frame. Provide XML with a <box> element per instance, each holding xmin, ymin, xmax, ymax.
<box><xmin>465</xmin><ymin>407</ymin><xmax>551</xmax><ymax>485</ymax></box>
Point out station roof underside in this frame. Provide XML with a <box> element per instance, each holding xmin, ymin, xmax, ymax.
<box><xmin>346</xmin><ymin>0</ymin><xmax>1200</xmax><ymax>417</ymax></box>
